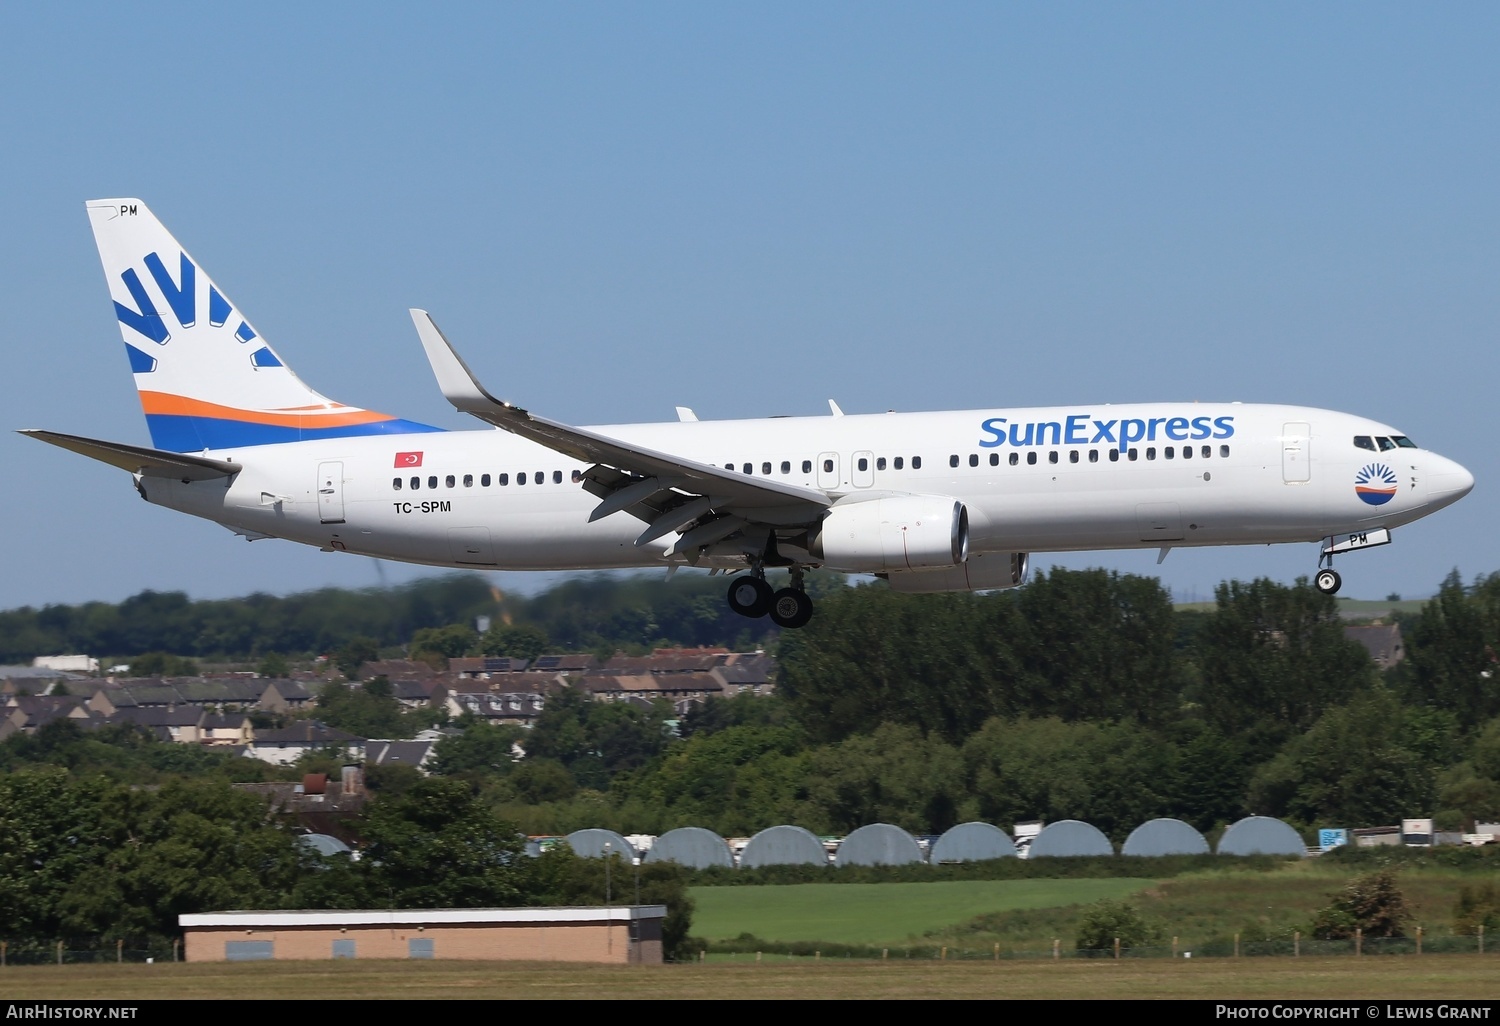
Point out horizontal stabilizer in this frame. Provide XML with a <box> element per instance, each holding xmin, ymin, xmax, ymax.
<box><xmin>19</xmin><ymin>429</ymin><xmax>241</xmax><ymax>480</ymax></box>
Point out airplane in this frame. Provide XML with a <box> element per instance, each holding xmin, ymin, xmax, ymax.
<box><xmin>20</xmin><ymin>199</ymin><xmax>1475</xmax><ymax>629</ymax></box>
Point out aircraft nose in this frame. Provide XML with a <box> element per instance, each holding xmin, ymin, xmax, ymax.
<box><xmin>1429</xmin><ymin>455</ymin><xmax>1475</xmax><ymax>508</ymax></box>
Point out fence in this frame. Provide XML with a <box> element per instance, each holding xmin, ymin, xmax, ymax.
<box><xmin>0</xmin><ymin>940</ymin><xmax>181</xmax><ymax>966</ymax></box>
<box><xmin>698</xmin><ymin>926</ymin><xmax>1492</xmax><ymax>962</ymax></box>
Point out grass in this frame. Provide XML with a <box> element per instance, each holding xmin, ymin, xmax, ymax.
<box><xmin>930</xmin><ymin>864</ymin><xmax>1487</xmax><ymax>954</ymax></box>
<box><xmin>690</xmin><ymin>864</ymin><xmax>1491</xmax><ymax>956</ymax></box>
<box><xmin>689</xmin><ymin>878</ymin><xmax>1158</xmax><ymax>945</ymax></box>
<box><xmin>2</xmin><ymin>956</ymin><xmax>1498</xmax><ymax>1000</ymax></box>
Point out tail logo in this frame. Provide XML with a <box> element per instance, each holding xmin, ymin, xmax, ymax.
<box><xmin>1355</xmin><ymin>463</ymin><xmax>1399</xmax><ymax>505</ymax></box>
<box><xmin>114</xmin><ymin>250</ymin><xmax>263</xmax><ymax>366</ymax></box>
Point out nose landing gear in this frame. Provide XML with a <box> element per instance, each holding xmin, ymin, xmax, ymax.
<box><xmin>1314</xmin><ymin>567</ymin><xmax>1342</xmax><ymax>595</ymax></box>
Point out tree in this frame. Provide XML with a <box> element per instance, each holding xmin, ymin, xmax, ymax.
<box><xmin>333</xmin><ymin>636</ymin><xmax>380</xmax><ymax>680</ymax></box>
<box><xmin>358</xmin><ymin>778</ymin><xmax>532</xmax><ymax>908</ymax></box>
<box><xmin>1454</xmin><ymin>882</ymin><xmax>1500</xmax><ymax>937</ymax></box>
<box><xmin>409</xmin><ymin>624</ymin><xmax>479</xmax><ymax>668</ymax></box>
<box><xmin>480</xmin><ymin>623</ymin><xmax>551</xmax><ymax>661</ymax></box>
<box><xmin>1195</xmin><ymin>578</ymin><xmax>1376</xmax><ymax>740</ymax></box>
<box><xmin>1311</xmin><ymin>870</ymin><xmax>1410</xmax><ymax>940</ymax></box>
<box><xmin>1247</xmin><ymin>691</ymin><xmax>1434</xmax><ymax>826</ymax></box>
<box><xmin>430</xmin><ymin>721</ymin><xmax>525</xmax><ymax>777</ymax></box>
<box><xmin>1403</xmin><ymin>571</ymin><xmax>1500</xmax><ymax>727</ymax></box>
<box><xmin>1075</xmin><ymin>899</ymin><xmax>1164</xmax><ymax>954</ymax></box>
<box><xmin>257</xmin><ymin>651</ymin><xmax>290</xmax><ymax>678</ymax></box>
<box><xmin>127</xmin><ymin>651</ymin><xmax>199</xmax><ymax>677</ymax></box>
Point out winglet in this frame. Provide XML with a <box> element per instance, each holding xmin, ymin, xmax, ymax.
<box><xmin>828</xmin><ymin>399</ymin><xmax>844</xmax><ymax>417</ymax></box>
<box><xmin>409</xmin><ymin>309</ymin><xmax>522</xmax><ymax>420</ymax></box>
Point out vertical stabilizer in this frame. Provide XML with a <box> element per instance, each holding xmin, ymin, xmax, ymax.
<box><xmin>86</xmin><ymin>199</ymin><xmax>439</xmax><ymax>452</ymax></box>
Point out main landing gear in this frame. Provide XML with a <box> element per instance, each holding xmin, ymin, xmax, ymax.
<box><xmin>727</xmin><ymin>567</ymin><xmax>814</xmax><ymax>629</ymax></box>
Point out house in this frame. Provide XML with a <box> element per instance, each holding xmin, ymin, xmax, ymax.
<box><xmin>448</xmin><ymin>656</ymin><xmax>530</xmax><ymax>678</ymax></box>
<box><xmin>105</xmin><ymin>705</ymin><xmax>207</xmax><ymax>743</ymax></box>
<box><xmin>1344</xmin><ymin>623</ymin><xmax>1405</xmax><ymax>669</ymax></box>
<box><xmin>246</xmin><ymin>721</ymin><xmax>365</xmax><ymax>766</ymax></box>
<box><xmin>0</xmin><ymin>694</ymin><xmax>100</xmax><ymax>739</ymax></box>
<box><xmin>365</xmin><ymin>739</ymin><xmax>436</xmax><ymax>772</ymax></box>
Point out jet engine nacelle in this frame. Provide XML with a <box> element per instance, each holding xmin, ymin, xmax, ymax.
<box><xmin>811</xmin><ymin>495</ymin><xmax>969</xmax><ymax>572</ymax></box>
<box><xmin>883</xmin><ymin>551</ymin><xmax>1029</xmax><ymax>593</ymax></box>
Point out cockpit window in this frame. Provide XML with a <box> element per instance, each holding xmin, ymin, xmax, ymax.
<box><xmin>1393</xmin><ymin>435</ymin><xmax>1418</xmax><ymax>449</ymax></box>
<box><xmin>1377</xmin><ymin>437</ymin><xmax>1397</xmax><ymax>451</ymax></box>
<box><xmin>1354</xmin><ymin>436</ymin><xmax>1376</xmax><ymax>451</ymax></box>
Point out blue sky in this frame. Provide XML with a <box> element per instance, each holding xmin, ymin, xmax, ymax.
<box><xmin>2</xmin><ymin>3</ymin><xmax>1496</xmax><ymax>610</ymax></box>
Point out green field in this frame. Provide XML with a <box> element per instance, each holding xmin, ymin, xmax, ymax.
<box><xmin>2</xmin><ymin>957</ymin><xmax>1498</xmax><ymax>1000</ymax></box>
<box><xmin>692</xmin><ymin>867</ymin><xmax>1490</xmax><ymax>954</ymax></box>
<box><xmin>690</xmin><ymin>879</ymin><xmax>1157</xmax><ymax>945</ymax></box>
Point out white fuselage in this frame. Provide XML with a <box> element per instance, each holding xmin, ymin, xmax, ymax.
<box><xmin>140</xmin><ymin>401</ymin><xmax>1473</xmax><ymax>574</ymax></box>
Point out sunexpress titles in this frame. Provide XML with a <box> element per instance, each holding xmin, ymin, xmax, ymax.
<box><xmin>979</xmin><ymin>414</ymin><xmax>1236</xmax><ymax>453</ymax></box>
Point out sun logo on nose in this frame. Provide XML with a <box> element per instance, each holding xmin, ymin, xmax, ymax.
<box><xmin>1355</xmin><ymin>463</ymin><xmax>1399</xmax><ymax>505</ymax></box>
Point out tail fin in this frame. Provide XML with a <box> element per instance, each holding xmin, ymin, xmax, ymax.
<box><xmin>86</xmin><ymin>199</ymin><xmax>440</xmax><ymax>452</ymax></box>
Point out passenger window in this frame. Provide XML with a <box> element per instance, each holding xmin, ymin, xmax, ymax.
<box><xmin>1026</xmin><ymin>452</ymin><xmax>1037</xmax><ymax>465</ymax></box>
<box><xmin>989</xmin><ymin>453</ymin><xmax>998</xmax><ymax>467</ymax></box>
<box><xmin>1048</xmin><ymin>451</ymin><xmax>1058</xmax><ymax>464</ymax></box>
<box><xmin>876</xmin><ymin>457</ymin><xmax>886</xmax><ymax>470</ymax></box>
<box><xmin>410</xmin><ymin>476</ymin><xmax>420</xmax><ymax>490</ymax></box>
<box><xmin>1201</xmin><ymin>446</ymin><xmax>1211</xmax><ymax>458</ymax></box>
<box><xmin>553</xmin><ymin>471</ymin><xmax>563</xmax><ymax>484</ymax></box>
<box><xmin>1128</xmin><ymin>449</ymin><xmax>1138</xmax><ymax>461</ymax></box>
<box><xmin>1009</xmin><ymin>452</ymin><xmax>1018</xmax><ymax>466</ymax></box>
<box><xmin>950</xmin><ymin>455</ymin><xmax>959</xmax><ymax>468</ymax></box>
<box><xmin>463</xmin><ymin>474</ymin><xmax>473</xmax><ymax>487</ymax></box>
<box><xmin>498</xmin><ymin>473</ymin><xmax>509</xmax><ymax>485</ymax></box>
<box><xmin>1182</xmin><ymin>446</ymin><xmax>1192</xmax><ymax>460</ymax></box>
<box><xmin>858</xmin><ymin>457</ymin><xmax>869</xmax><ymax>472</ymax></box>
<box><xmin>912</xmin><ymin>456</ymin><xmax>922</xmax><ymax>469</ymax></box>
<box><xmin>894</xmin><ymin>457</ymin><xmax>904</xmax><ymax>470</ymax></box>
<box><xmin>1109</xmin><ymin>450</ymin><xmax>1120</xmax><ymax>463</ymax></box>
<box><xmin>1354</xmin><ymin>435</ymin><xmax>1376</xmax><ymax>451</ymax></box>
<box><xmin>743</xmin><ymin>463</ymin><xmax>752</xmax><ymax>475</ymax></box>
<box><xmin>1146</xmin><ymin>448</ymin><xmax>1155</xmax><ymax>461</ymax></box>
<box><xmin>823</xmin><ymin>459</ymin><xmax>834</xmax><ymax>473</ymax></box>
<box><xmin>572</xmin><ymin>470</ymin><xmax>583</xmax><ymax>483</ymax></box>
<box><xmin>1164</xmin><ymin>447</ymin><xmax>1174</xmax><ymax>460</ymax></box>
<box><xmin>725</xmin><ymin>464</ymin><xmax>734</xmax><ymax>471</ymax></box>
<box><xmin>481</xmin><ymin>474</ymin><xmax>491</xmax><ymax>487</ymax></box>
<box><xmin>1220</xmin><ymin>445</ymin><xmax>1230</xmax><ymax>458</ymax></box>
<box><xmin>534</xmin><ymin>472</ymin><xmax>544</xmax><ymax>484</ymax></box>
<box><xmin>1069</xmin><ymin>451</ymin><xmax>1079</xmax><ymax>464</ymax></box>
<box><xmin>968</xmin><ymin>454</ymin><xmax>979</xmax><ymax>467</ymax></box>
<box><xmin>802</xmin><ymin>460</ymin><xmax>812</xmax><ymax>474</ymax></box>
<box><xmin>781</xmin><ymin>461</ymin><xmax>791</xmax><ymax>474</ymax></box>
<box><xmin>516</xmin><ymin>473</ymin><xmax>525</xmax><ymax>486</ymax></box>
<box><xmin>1089</xmin><ymin>450</ymin><xmax>1099</xmax><ymax>463</ymax></box>
<box><xmin>762</xmin><ymin>462</ymin><xmax>772</xmax><ymax>475</ymax></box>
<box><xmin>428</xmin><ymin>476</ymin><xmax>438</xmax><ymax>489</ymax></box>
<box><xmin>392</xmin><ymin>477</ymin><xmax>402</xmax><ymax>490</ymax></box>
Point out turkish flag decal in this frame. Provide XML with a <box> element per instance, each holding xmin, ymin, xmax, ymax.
<box><xmin>394</xmin><ymin>451</ymin><xmax>424</xmax><ymax>468</ymax></box>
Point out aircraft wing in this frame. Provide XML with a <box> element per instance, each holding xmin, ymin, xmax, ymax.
<box><xmin>410</xmin><ymin>310</ymin><xmax>830</xmax><ymax>545</ymax></box>
<box><xmin>19</xmin><ymin>429</ymin><xmax>242</xmax><ymax>480</ymax></box>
